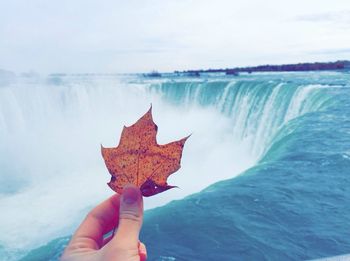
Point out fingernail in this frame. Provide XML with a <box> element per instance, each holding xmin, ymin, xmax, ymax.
<box><xmin>122</xmin><ymin>186</ymin><xmax>139</xmax><ymax>205</ymax></box>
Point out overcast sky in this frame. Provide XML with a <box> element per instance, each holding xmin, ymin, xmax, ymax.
<box><xmin>1</xmin><ymin>0</ymin><xmax>350</xmax><ymax>74</ymax></box>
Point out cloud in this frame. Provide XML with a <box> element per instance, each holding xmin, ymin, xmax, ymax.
<box><xmin>308</xmin><ymin>48</ymin><xmax>350</xmax><ymax>55</ymax></box>
<box><xmin>1</xmin><ymin>0</ymin><xmax>350</xmax><ymax>73</ymax></box>
<box><xmin>295</xmin><ymin>10</ymin><xmax>350</xmax><ymax>24</ymax></box>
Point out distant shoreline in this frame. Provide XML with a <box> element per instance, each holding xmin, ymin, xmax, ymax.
<box><xmin>177</xmin><ymin>60</ymin><xmax>350</xmax><ymax>76</ymax></box>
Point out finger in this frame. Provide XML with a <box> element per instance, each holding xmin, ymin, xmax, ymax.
<box><xmin>139</xmin><ymin>242</ymin><xmax>147</xmax><ymax>261</ymax></box>
<box><xmin>111</xmin><ymin>185</ymin><xmax>143</xmax><ymax>249</ymax></box>
<box><xmin>68</xmin><ymin>194</ymin><xmax>120</xmax><ymax>250</ymax></box>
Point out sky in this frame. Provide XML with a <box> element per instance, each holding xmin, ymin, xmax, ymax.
<box><xmin>1</xmin><ymin>0</ymin><xmax>350</xmax><ymax>74</ymax></box>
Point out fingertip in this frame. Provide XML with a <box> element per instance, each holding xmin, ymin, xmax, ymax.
<box><xmin>119</xmin><ymin>185</ymin><xmax>143</xmax><ymax>223</ymax></box>
<box><xmin>110</xmin><ymin>184</ymin><xmax>143</xmax><ymax>248</ymax></box>
<box><xmin>139</xmin><ymin>241</ymin><xmax>147</xmax><ymax>261</ymax></box>
<box><xmin>139</xmin><ymin>241</ymin><xmax>147</xmax><ymax>256</ymax></box>
<box><xmin>122</xmin><ymin>185</ymin><xmax>142</xmax><ymax>205</ymax></box>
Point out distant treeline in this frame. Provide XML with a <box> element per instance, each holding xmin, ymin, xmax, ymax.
<box><xmin>179</xmin><ymin>60</ymin><xmax>350</xmax><ymax>75</ymax></box>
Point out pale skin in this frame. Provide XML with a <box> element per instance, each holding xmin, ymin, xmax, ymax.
<box><xmin>61</xmin><ymin>185</ymin><xmax>147</xmax><ymax>261</ymax></box>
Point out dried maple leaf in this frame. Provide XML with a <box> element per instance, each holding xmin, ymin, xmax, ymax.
<box><xmin>101</xmin><ymin>107</ymin><xmax>189</xmax><ymax>197</ymax></box>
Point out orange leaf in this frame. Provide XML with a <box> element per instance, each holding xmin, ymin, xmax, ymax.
<box><xmin>101</xmin><ymin>107</ymin><xmax>189</xmax><ymax>197</ymax></box>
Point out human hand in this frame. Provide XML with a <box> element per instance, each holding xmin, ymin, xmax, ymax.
<box><xmin>61</xmin><ymin>185</ymin><xmax>147</xmax><ymax>261</ymax></box>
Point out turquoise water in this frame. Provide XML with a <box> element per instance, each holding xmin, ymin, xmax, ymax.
<box><xmin>1</xmin><ymin>72</ymin><xmax>350</xmax><ymax>260</ymax></box>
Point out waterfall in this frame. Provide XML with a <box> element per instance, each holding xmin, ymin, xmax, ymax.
<box><xmin>0</xmin><ymin>74</ymin><xmax>334</xmax><ymax>259</ymax></box>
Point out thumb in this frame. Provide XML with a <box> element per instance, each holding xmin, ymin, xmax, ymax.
<box><xmin>113</xmin><ymin>185</ymin><xmax>143</xmax><ymax>249</ymax></box>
